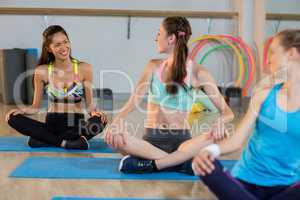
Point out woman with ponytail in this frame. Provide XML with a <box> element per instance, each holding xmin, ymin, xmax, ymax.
<box><xmin>5</xmin><ymin>25</ymin><xmax>107</xmax><ymax>150</ymax></box>
<box><xmin>105</xmin><ymin>17</ymin><xmax>233</xmax><ymax>174</ymax></box>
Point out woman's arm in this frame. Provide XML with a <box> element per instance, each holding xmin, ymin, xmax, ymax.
<box><xmin>5</xmin><ymin>66</ymin><xmax>46</xmax><ymax>121</ymax></box>
<box><xmin>195</xmin><ymin>65</ymin><xmax>234</xmax><ymax>123</ymax></box>
<box><xmin>29</xmin><ymin>66</ymin><xmax>46</xmax><ymax>112</ymax></box>
<box><xmin>218</xmin><ymin>88</ymin><xmax>271</xmax><ymax>154</ymax></box>
<box><xmin>194</xmin><ymin>64</ymin><xmax>234</xmax><ymax>140</ymax></box>
<box><xmin>192</xmin><ymin>87</ymin><xmax>271</xmax><ymax>175</ymax></box>
<box><xmin>21</xmin><ymin>66</ymin><xmax>45</xmax><ymax>114</ymax></box>
<box><xmin>113</xmin><ymin>59</ymin><xmax>157</xmax><ymax>122</ymax></box>
<box><xmin>81</xmin><ymin>63</ymin><xmax>95</xmax><ymax>113</ymax></box>
<box><xmin>104</xmin><ymin>59</ymin><xmax>157</xmax><ymax>148</ymax></box>
<box><xmin>81</xmin><ymin>63</ymin><xmax>107</xmax><ymax>124</ymax></box>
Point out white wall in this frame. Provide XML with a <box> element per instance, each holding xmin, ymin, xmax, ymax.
<box><xmin>0</xmin><ymin>0</ymin><xmax>236</xmax><ymax>95</ymax></box>
<box><xmin>265</xmin><ymin>0</ymin><xmax>300</xmax><ymax>38</ymax></box>
<box><xmin>0</xmin><ymin>0</ymin><xmax>231</xmax><ymax>11</ymax></box>
<box><xmin>265</xmin><ymin>0</ymin><xmax>300</xmax><ymax>14</ymax></box>
<box><xmin>2</xmin><ymin>0</ymin><xmax>299</xmax><ymax>95</ymax></box>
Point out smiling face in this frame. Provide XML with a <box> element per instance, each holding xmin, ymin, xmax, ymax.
<box><xmin>48</xmin><ymin>32</ymin><xmax>71</xmax><ymax>61</ymax></box>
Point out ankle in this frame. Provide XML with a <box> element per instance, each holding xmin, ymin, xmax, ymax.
<box><xmin>61</xmin><ymin>140</ymin><xmax>66</xmax><ymax>147</ymax></box>
<box><xmin>64</xmin><ymin>136</ymin><xmax>89</xmax><ymax>150</ymax></box>
<box><xmin>152</xmin><ymin>160</ymin><xmax>159</xmax><ymax>171</ymax></box>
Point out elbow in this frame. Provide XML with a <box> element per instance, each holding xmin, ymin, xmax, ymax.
<box><xmin>227</xmin><ymin>105</ymin><xmax>235</xmax><ymax>121</ymax></box>
<box><xmin>222</xmin><ymin>108</ymin><xmax>235</xmax><ymax>122</ymax></box>
<box><xmin>228</xmin><ymin>104</ymin><xmax>235</xmax><ymax>118</ymax></box>
<box><xmin>229</xmin><ymin>110</ymin><xmax>235</xmax><ymax>121</ymax></box>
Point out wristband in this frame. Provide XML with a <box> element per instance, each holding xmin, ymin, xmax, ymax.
<box><xmin>202</xmin><ymin>144</ymin><xmax>221</xmax><ymax>158</ymax></box>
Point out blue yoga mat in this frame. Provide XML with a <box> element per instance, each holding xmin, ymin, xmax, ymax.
<box><xmin>10</xmin><ymin>157</ymin><xmax>236</xmax><ymax>181</ymax></box>
<box><xmin>52</xmin><ymin>198</ymin><xmax>205</xmax><ymax>200</ymax></box>
<box><xmin>0</xmin><ymin>136</ymin><xmax>115</xmax><ymax>153</ymax></box>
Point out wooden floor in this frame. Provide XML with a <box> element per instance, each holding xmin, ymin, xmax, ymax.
<box><xmin>0</xmin><ymin>101</ymin><xmax>243</xmax><ymax>200</ymax></box>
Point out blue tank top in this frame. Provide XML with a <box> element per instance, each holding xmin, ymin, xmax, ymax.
<box><xmin>231</xmin><ymin>83</ymin><xmax>300</xmax><ymax>186</ymax></box>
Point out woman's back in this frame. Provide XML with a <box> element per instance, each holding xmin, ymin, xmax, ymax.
<box><xmin>145</xmin><ymin>59</ymin><xmax>218</xmax><ymax>129</ymax></box>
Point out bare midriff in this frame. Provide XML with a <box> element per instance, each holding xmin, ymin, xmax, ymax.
<box><xmin>48</xmin><ymin>102</ymin><xmax>84</xmax><ymax>114</ymax></box>
<box><xmin>144</xmin><ymin>102</ymin><xmax>190</xmax><ymax>130</ymax></box>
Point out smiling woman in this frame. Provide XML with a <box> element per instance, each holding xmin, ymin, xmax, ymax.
<box><xmin>5</xmin><ymin>25</ymin><xmax>108</xmax><ymax>150</ymax></box>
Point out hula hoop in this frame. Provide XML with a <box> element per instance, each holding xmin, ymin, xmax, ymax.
<box><xmin>263</xmin><ymin>36</ymin><xmax>273</xmax><ymax>73</ymax></box>
<box><xmin>198</xmin><ymin>44</ymin><xmax>249</xmax><ymax>89</ymax></box>
<box><xmin>199</xmin><ymin>44</ymin><xmax>232</xmax><ymax>64</ymax></box>
<box><xmin>189</xmin><ymin>34</ymin><xmax>256</xmax><ymax>96</ymax></box>
<box><xmin>189</xmin><ymin>39</ymin><xmax>211</xmax><ymax>60</ymax></box>
<box><xmin>219</xmin><ymin>35</ymin><xmax>255</xmax><ymax>96</ymax></box>
<box><xmin>190</xmin><ymin>35</ymin><xmax>245</xmax><ymax>87</ymax></box>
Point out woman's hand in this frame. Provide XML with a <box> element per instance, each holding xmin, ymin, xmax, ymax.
<box><xmin>192</xmin><ymin>150</ymin><xmax>216</xmax><ymax>176</ymax></box>
<box><xmin>104</xmin><ymin>118</ymin><xmax>127</xmax><ymax>149</ymax></box>
<box><xmin>210</xmin><ymin>118</ymin><xmax>229</xmax><ymax>141</ymax></box>
<box><xmin>90</xmin><ymin>109</ymin><xmax>108</xmax><ymax>125</ymax></box>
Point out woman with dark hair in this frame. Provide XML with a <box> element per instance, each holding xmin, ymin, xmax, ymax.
<box><xmin>104</xmin><ymin>16</ymin><xmax>234</xmax><ymax>174</ymax></box>
<box><xmin>192</xmin><ymin>29</ymin><xmax>300</xmax><ymax>199</ymax></box>
<box><xmin>5</xmin><ymin>25</ymin><xmax>107</xmax><ymax>150</ymax></box>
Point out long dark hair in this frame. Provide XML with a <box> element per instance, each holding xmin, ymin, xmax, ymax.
<box><xmin>32</xmin><ymin>25</ymin><xmax>72</xmax><ymax>87</ymax></box>
<box><xmin>38</xmin><ymin>25</ymin><xmax>71</xmax><ymax>65</ymax></box>
<box><xmin>162</xmin><ymin>16</ymin><xmax>192</xmax><ymax>94</ymax></box>
<box><xmin>276</xmin><ymin>29</ymin><xmax>300</xmax><ymax>54</ymax></box>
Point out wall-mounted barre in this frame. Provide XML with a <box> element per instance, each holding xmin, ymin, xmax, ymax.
<box><xmin>0</xmin><ymin>7</ymin><xmax>238</xmax><ymax>18</ymax></box>
<box><xmin>266</xmin><ymin>13</ymin><xmax>300</xmax><ymax>21</ymax></box>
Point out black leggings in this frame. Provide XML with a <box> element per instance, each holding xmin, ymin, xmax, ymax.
<box><xmin>199</xmin><ymin>160</ymin><xmax>300</xmax><ymax>200</ymax></box>
<box><xmin>143</xmin><ymin>128</ymin><xmax>191</xmax><ymax>153</ymax></box>
<box><xmin>8</xmin><ymin>112</ymin><xmax>105</xmax><ymax>147</ymax></box>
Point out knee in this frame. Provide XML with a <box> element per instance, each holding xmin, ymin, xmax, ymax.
<box><xmin>211</xmin><ymin>160</ymin><xmax>223</xmax><ymax>173</ymax></box>
<box><xmin>89</xmin><ymin>115</ymin><xmax>107</xmax><ymax>126</ymax></box>
<box><xmin>199</xmin><ymin>159</ymin><xmax>224</xmax><ymax>179</ymax></box>
<box><xmin>7</xmin><ymin>113</ymin><xmax>21</xmax><ymax>127</ymax></box>
<box><xmin>112</xmin><ymin>134</ymin><xmax>132</xmax><ymax>152</ymax></box>
<box><xmin>117</xmin><ymin>134</ymin><xmax>131</xmax><ymax>150</ymax></box>
<box><xmin>87</xmin><ymin>116</ymin><xmax>106</xmax><ymax>134</ymax></box>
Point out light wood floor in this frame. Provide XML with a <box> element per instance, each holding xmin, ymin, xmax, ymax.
<box><xmin>0</xmin><ymin>101</ymin><xmax>243</xmax><ymax>200</ymax></box>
